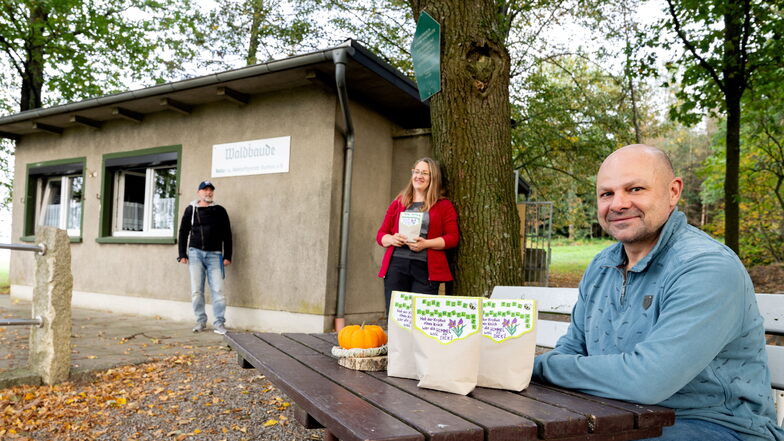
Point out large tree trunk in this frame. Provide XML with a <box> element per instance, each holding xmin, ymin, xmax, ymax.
<box><xmin>20</xmin><ymin>3</ymin><xmax>47</xmax><ymax>111</ymax></box>
<box><xmin>409</xmin><ymin>1</ymin><xmax>523</xmax><ymax>296</ymax></box>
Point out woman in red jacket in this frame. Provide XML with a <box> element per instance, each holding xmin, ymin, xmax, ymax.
<box><xmin>376</xmin><ymin>157</ymin><xmax>459</xmax><ymax>313</ymax></box>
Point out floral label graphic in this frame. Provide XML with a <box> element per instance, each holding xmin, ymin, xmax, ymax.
<box><xmin>391</xmin><ymin>291</ymin><xmax>414</xmax><ymax>329</ymax></box>
<box><xmin>481</xmin><ymin>299</ymin><xmax>535</xmax><ymax>342</ymax></box>
<box><xmin>413</xmin><ymin>296</ymin><xmax>480</xmax><ymax>344</ymax></box>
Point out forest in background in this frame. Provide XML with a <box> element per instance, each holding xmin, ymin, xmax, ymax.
<box><xmin>1</xmin><ymin>0</ymin><xmax>782</xmax><ymax>269</ymax></box>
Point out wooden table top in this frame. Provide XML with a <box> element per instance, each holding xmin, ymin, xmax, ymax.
<box><xmin>225</xmin><ymin>332</ymin><xmax>675</xmax><ymax>441</ymax></box>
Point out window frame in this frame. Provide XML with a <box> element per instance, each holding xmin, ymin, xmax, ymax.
<box><xmin>97</xmin><ymin>145</ymin><xmax>182</xmax><ymax>244</ymax></box>
<box><xmin>37</xmin><ymin>174</ymin><xmax>83</xmax><ymax>236</ymax></box>
<box><xmin>111</xmin><ymin>166</ymin><xmax>177</xmax><ymax>238</ymax></box>
<box><xmin>22</xmin><ymin>157</ymin><xmax>86</xmax><ymax>243</ymax></box>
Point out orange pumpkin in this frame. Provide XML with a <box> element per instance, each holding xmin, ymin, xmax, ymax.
<box><xmin>338</xmin><ymin>323</ymin><xmax>387</xmax><ymax>349</ymax></box>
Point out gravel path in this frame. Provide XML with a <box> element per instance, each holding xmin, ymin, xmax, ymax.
<box><xmin>1</xmin><ymin>345</ymin><xmax>323</xmax><ymax>441</ymax></box>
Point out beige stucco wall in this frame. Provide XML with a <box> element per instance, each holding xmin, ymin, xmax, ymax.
<box><xmin>11</xmin><ymin>86</ymin><xmax>338</xmax><ymax>317</ymax></box>
<box><xmin>10</xmin><ymin>83</ymin><xmax>433</xmax><ymax>330</ymax></box>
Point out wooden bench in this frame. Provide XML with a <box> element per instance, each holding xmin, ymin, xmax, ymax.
<box><xmin>490</xmin><ymin>286</ymin><xmax>784</xmax><ymax>427</ymax></box>
<box><xmin>226</xmin><ymin>331</ymin><xmax>675</xmax><ymax>440</ymax></box>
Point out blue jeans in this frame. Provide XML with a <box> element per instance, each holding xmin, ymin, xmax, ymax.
<box><xmin>639</xmin><ymin>418</ymin><xmax>744</xmax><ymax>441</ymax></box>
<box><xmin>188</xmin><ymin>248</ymin><xmax>226</xmax><ymax>326</ymax></box>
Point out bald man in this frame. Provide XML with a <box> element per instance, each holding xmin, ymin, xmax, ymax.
<box><xmin>533</xmin><ymin>145</ymin><xmax>784</xmax><ymax>441</ymax></box>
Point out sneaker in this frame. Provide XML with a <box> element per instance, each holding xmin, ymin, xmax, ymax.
<box><xmin>213</xmin><ymin>324</ymin><xmax>227</xmax><ymax>335</ymax></box>
<box><xmin>192</xmin><ymin>323</ymin><xmax>206</xmax><ymax>333</ymax></box>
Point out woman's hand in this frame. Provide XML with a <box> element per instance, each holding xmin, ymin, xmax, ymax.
<box><xmin>409</xmin><ymin>237</ymin><xmax>429</xmax><ymax>252</ymax></box>
<box><xmin>382</xmin><ymin>233</ymin><xmax>407</xmax><ymax>247</ymax></box>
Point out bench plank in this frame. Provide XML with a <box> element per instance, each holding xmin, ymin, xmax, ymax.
<box><xmin>758</xmin><ymin>294</ymin><xmax>784</xmax><ymax>335</ymax></box>
<box><xmin>469</xmin><ymin>386</ymin><xmax>588</xmax><ymax>439</ymax></box>
<box><xmin>539</xmin><ymin>384</ymin><xmax>675</xmax><ymax>429</ymax></box>
<box><xmin>225</xmin><ymin>332</ymin><xmax>424</xmax><ymax>441</ymax></box>
<box><xmin>521</xmin><ymin>383</ymin><xmax>636</xmax><ymax>434</ymax></box>
<box><xmin>262</xmin><ymin>333</ymin><xmax>484</xmax><ymax>441</ymax></box>
<box><xmin>537</xmin><ymin>427</ymin><xmax>667</xmax><ymax>441</ymax></box>
<box><xmin>768</xmin><ymin>345</ymin><xmax>784</xmax><ymax>390</ymax></box>
<box><xmin>289</xmin><ymin>333</ymin><xmax>540</xmax><ymax>441</ymax></box>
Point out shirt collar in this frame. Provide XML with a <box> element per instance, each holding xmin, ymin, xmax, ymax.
<box><xmin>599</xmin><ymin>208</ymin><xmax>685</xmax><ymax>271</ymax></box>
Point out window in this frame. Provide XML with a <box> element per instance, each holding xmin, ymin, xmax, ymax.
<box><xmin>113</xmin><ymin>166</ymin><xmax>177</xmax><ymax>236</ymax></box>
<box><xmin>98</xmin><ymin>145</ymin><xmax>181</xmax><ymax>243</ymax></box>
<box><xmin>23</xmin><ymin>158</ymin><xmax>86</xmax><ymax>241</ymax></box>
<box><xmin>38</xmin><ymin>174</ymin><xmax>83</xmax><ymax>235</ymax></box>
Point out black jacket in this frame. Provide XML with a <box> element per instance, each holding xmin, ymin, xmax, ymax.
<box><xmin>178</xmin><ymin>203</ymin><xmax>232</xmax><ymax>261</ymax></box>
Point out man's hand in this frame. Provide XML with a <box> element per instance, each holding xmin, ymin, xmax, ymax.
<box><xmin>223</xmin><ymin>259</ymin><xmax>231</xmax><ymax>266</ymax></box>
<box><xmin>179</xmin><ymin>258</ymin><xmax>189</xmax><ymax>264</ymax></box>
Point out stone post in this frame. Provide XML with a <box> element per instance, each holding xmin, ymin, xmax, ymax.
<box><xmin>29</xmin><ymin>227</ymin><xmax>72</xmax><ymax>385</ymax></box>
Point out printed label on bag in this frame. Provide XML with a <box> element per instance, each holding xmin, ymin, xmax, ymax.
<box><xmin>413</xmin><ymin>296</ymin><xmax>481</xmax><ymax>344</ymax></box>
<box><xmin>390</xmin><ymin>291</ymin><xmax>414</xmax><ymax>329</ymax></box>
<box><xmin>481</xmin><ymin>299</ymin><xmax>536</xmax><ymax>343</ymax></box>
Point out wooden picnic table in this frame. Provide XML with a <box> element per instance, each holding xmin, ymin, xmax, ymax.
<box><xmin>225</xmin><ymin>332</ymin><xmax>675</xmax><ymax>441</ymax></box>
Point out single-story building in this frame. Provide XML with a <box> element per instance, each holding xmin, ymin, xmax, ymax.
<box><xmin>0</xmin><ymin>40</ymin><xmax>433</xmax><ymax>332</ymax></box>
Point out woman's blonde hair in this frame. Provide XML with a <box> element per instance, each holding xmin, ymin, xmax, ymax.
<box><xmin>398</xmin><ymin>157</ymin><xmax>446</xmax><ymax>212</ymax></box>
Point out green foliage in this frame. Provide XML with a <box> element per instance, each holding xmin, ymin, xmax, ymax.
<box><xmin>656</xmin><ymin>0</ymin><xmax>783</xmax><ymax>125</ymax></box>
<box><xmin>698</xmin><ymin>107</ymin><xmax>784</xmax><ymax>265</ymax></box>
<box><xmin>199</xmin><ymin>0</ymin><xmax>326</xmax><ymax>68</ymax></box>
<box><xmin>513</xmin><ymin>55</ymin><xmax>659</xmax><ymax>238</ymax></box>
<box><xmin>0</xmin><ymin>0</ymin><xmax>204</xmax><ymax>110</ymax></box>
<box><xmin>321</xmin><ymin>0</ymin><xmax>414</xmax><ymax>74</ymax></box>
<box><xmin>655</xmin><ymin>122</ymin><xmax>715</xmax><ymax>225</ymax></box>
<box><xmin>653</xmin><ymin>0</ymin><xmax>784</xmax><ymax>253</ymax></box>
<box><xmin>0</xmin><ymin>138</ymin><xmax>11</xmax><ymax>207</ymax></box>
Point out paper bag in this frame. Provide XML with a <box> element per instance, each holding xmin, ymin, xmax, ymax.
<box><xmin>398</xmin><ymin>211</ymin><xmax>423</xmax><ymax>242</ymax></box>
<box><xmin>477</xmin><ymin>298</ymin><xmax>537</xmax><ymax>391</ymax></box>
<box><xmin>386</xmin><ymin>291</ymin><xmax>432</xmax><ymax>379</ymax></box>
<box><xmin>412</xmin><ymin>295</ymin><xmax>481</xmax><ymax>395</ymax></box>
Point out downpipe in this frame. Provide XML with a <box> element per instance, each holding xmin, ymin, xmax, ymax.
<box><xmin>333</xmin><ymin>47</ymin><xmax>355</xmax><ymax>332</ymax></box>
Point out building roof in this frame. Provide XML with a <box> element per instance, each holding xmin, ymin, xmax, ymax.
<box><xmin>0</xmin><ymin>40</ymin><xmax>430</xmax><ymax>139</ymax></box>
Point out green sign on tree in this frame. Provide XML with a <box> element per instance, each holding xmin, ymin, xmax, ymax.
<box><xmin>410</xmin><ymin>11</ymin><xmax>441</xmax><ymax>101</ymax></box>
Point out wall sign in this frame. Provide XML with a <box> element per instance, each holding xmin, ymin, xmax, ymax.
<box><xmin>212</xmin><ymin>136</ymin><xmax>290</xmax><ymax>177</ymax></box>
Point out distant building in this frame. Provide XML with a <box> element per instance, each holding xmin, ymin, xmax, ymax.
<box><xmin>0</xmin><ymin>40</ymin><xmax>432</xmax><ymax>331</ymax></box>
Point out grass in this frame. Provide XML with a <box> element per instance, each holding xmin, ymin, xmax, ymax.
<box><xmin>550</xmin><ymin>238</ymin><xmax>615</xmax><ymax>276</ymax></box>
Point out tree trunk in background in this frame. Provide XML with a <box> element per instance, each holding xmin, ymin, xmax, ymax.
<box><xmin>246</xmin><ymin>0</ymin><xmax>264</xmax><ymax>65</ymax></box>
<box><xmin>20</xmin><ymin>3</ymin><xmax>47</xmax><ymax>111</ymax></box>
<box><xmin>722</xmin><ymin>3</ymin><xmax>744</xmax><ymax>254</ymax></box>
<box><xmin>409</xmin><ymin>1</ymin><xmax>524</xmax><ymax>296</ymax></box>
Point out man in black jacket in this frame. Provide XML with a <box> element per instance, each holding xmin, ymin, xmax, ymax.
<box><xmin>177</xmin><ymin>180</ymin><xmax>233</xmax><ymax>334</ymax></box>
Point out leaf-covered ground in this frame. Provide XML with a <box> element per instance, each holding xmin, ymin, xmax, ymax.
<box><xmin>1</xmin><ymin>348</ymin><xmax>322</xmax><ymax>441</ymax></box>
<box><xmin>748</xmin><ymin>263</ymin><xmax>784</xmax><ymax>294</ymax></box>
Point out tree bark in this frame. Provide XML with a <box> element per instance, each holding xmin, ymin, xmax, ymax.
<box><xmin>20</xmin><ymin>3</ymin><xmax>47</xmax><ymax>111</ymax></box>
<box><xmin>409</xmin><ymin>1</ymin><xmax>524</xmax><ymax>296</ymax></box>
<box><xmin>722</xmin><ymin>1</ymin><xmax>745</xmax><ymax>254</ymax></box>
<box><xmin>246</xmin><ymin>0</ymin><xmax>265</xmax><ymax>65</ymax></box>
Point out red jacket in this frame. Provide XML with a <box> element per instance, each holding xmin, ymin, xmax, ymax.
<box><xmin>376</xmin><ymin>198</ymin><xmax>459</xmax><ymax>281</ymax></box>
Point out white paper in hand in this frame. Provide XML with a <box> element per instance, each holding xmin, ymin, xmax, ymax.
<box><xmin>398</xmin><ymin>211</ymin><xmax>423</xmax><ymax>243</ymax></box>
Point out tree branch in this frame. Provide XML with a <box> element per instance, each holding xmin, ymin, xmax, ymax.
<box><xmin>664</xmin><ymin>0</ymin><xmax>726</xmax><ymax>95</ymax></box>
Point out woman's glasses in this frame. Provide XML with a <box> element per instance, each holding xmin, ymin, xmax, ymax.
<box><xmin>411</xmin><ymin>169</ymin><xmax>430</xmax><ymax>176</ymax></box>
